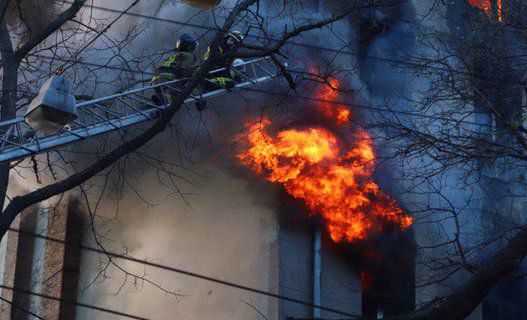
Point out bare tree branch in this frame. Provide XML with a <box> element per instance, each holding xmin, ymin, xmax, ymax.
<box><xmin>14</xmin><ymin>0</ymin><xmax>87</xmax><ymax>61</ymax></box>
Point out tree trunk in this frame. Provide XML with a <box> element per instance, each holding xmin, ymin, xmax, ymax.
<box><xmin>0</xmin><ymin>20</ymin><xmax>18</xmax><ymax>211</ymax></box>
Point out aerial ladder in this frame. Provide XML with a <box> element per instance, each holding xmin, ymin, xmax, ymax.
<box><xmin>0</xmin><ymin>57</ymin><xmax>283</xmax><ymax>164</ymax></box>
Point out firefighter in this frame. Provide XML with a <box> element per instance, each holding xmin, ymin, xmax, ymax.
<box><xmin>151</xmin><ymin>33</ymin><xmax>197</xmax><ymax>106</ymax></box>
<box><xmin>202</xmin><ymin>30</ymin><xmax>244</xmax><ymax>91</ymax></box>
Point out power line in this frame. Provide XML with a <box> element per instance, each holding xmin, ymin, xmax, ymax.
<box><xmin>0</xmin><ymin>295</ymin><xmax>47</xmax><ymax>320</ymax></box>
<box><xmin>6</xmin><ymin>49</ymin><xmax>491</xmax><ymax>130</ymax></box>
<box><xmin>61</xmin><ymin>0</ymin><xmax>142</xmax><ymax>72</ymax></box>
<box><xmin>0</xmin><ymin>284</ymin><xmax>151</xmax><ymax>320</ymax></box>
<box><xmin>12</xmin><ymin>52</ymin><xmax>434</xmax><ymax>115</ymax></box>
<box><xmin>15</xmin><ymin>53</ymin><xmax>492</xmax><ymax>128</ymax></box>
<box><xmin>27</xmin><ymin>53</ymin><xmax>148</xmax><ymax>75</ymax></box>
<box><xmin>240</xmin><ymin>87</ymin><xmax>493</xmax><ymax>127</ymax></box>
<box><xmin>0</xmin><ymin>2</ymin><xmax>502</xmax><ymax>127</ymax></box>
<box><xmin>0</xmin><ymin>0</ymin><xmax>146</xmax><ymax>89</ymax></box>
<box><xmin>70</xmin><ymin>0</ymin><xmax>527</xmax><ymax>82</ymax></box>
<box><xmin>0</xmin><ymin>0</ymin><xmax>514</xmax><ymax>111</ymax></box>
<box><xmin>9</xmin><ymin>0</ymin><xmax>492</xmax><ymax>129</ymax></box>
<box><xmin>8</xmin><ymin>227</ymin><xmax>360</xmax><ymax>319</ymax></box>
<box><xmin>10</xmin><ymin>0</ymin><xmax>501</xmax><ymax>78</ymax></box>
<box><xmin>63</xmin><ymin>0</ymin><xmax>431</xmax><ymax>68</ymax></box>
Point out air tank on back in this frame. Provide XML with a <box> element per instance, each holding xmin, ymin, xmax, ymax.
<box><xmin>24</xmin><ymin>74</ymin><xmax>77</xmax><ymax>134</ymax></box>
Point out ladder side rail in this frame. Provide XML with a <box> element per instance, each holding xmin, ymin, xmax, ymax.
<box><xmin>73</xmin><ymin>57</ymin><xmax>270</xmax><ymax>108</ymax></box>
<box><xmin>231</xmin><ymin>67</ymin><xmax>257</xmax><ymax>85</ymax></box>
<box><xmin>0</xmin><ymin>57</ymin><xmax>281</xmax><ymax>163</ymax></box>
<box><xmin>127</xmin><ymin>94</ymin><xmax>166</xmax><ymax>110</ymax></box>
<box><xmin>82</xmin><ymin>108</ymin><xmax>121</xmax><ymax>130</ymax></box>
<box><xmin>91</xmin><ymin>102</ymin><xmax>122</xmax><ymax>119</ymax></box>
<box><xmin>253</xmin><ymin>63</ymin><xmax>276</xmax><ymax>78</ymax></box>
<box><xmin>0</xmin><ymin>58</ymin><xmax>274</xmax><ymax>131</ymax></box>
<box><xmin>0</xmin><ymin>137</ymin><xmax>34</xmax><ymax>153</ymax></box>
<box><xmin>115</xmin><ymin>97</ymin><xmax>156</xmax><ymax>120</ymax></box>
<box><xmin>0</xmin><ymin>118</ymin><xmax>24</xmax><ymax>128</ymax></box>
<box><xmin>0</xmin><ymin>110</ymin><xmax>161</xmax><ymax>163</ymax></box>
<box><xmin>0</xmin><ymin>126</ymin><xmax>16</xmax><ymax>150</ymax></box>
<box><xmin>60</xmin><ymin>127</ymin><xmax>85</xmax><ymax>139</ymax></box>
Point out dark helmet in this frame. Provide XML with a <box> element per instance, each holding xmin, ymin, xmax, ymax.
<box><xmin>176</xmin><ymin>33</ymin><xmax>197</xmax><ymax>52</ymax></box>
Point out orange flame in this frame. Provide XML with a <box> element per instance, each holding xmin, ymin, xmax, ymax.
<box><xmin>467</xmin><ymin>0</ymin><xmax>503</xmax><ymax>21</ymax></box>
<box><xmin>315</xmin><ymin>77</ymin><xmax>351</xmax><ymax>125</ymax></box>
<box><xmin>236</xmin><ymin>78</ymin><xmax>412</xmax><ymax>242</ymax></box>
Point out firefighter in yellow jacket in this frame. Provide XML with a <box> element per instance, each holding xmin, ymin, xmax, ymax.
<box><xmin>151</xmin><ymin>33</ymin><xmax>197</xmax><ymax>106</ymax></box>
<box><xmin>202</xmin><ymin>31</ymin><xmax>244</xmax><ymax>91</ymax></box>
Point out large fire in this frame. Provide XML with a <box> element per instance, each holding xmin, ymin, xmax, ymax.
<box><xmin>236</xmin><ymin>78</ymin><xmax>413</xmax><ymax>243</ymax></box>
<box><xmin>467</xmin><ymin>0</ymin><xmax>503</xmax><ymax>21</ymax></box>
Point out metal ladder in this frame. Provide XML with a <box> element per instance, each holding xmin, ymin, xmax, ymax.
<box><xmin>0</xmin><ymin>57</ymin><xmax>283</xmax><ymax>164</ymax></box>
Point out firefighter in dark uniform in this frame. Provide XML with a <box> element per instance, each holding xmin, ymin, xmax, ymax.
<box><xmin>151</xmin><ymin>33</ymin><xmax>197</xmax><ymax>106</ymax></box>
<box><xmin>202</xmin><ymin>30</ymin><xmax>244</xmax><ymax>91</ymax></box>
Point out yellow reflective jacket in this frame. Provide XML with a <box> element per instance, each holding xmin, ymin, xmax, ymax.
<box><xmin>203</xmin><ymin>46</ymin><xmax>236</xmax><ymax>81</ymax></box>
<box><xmin>153</xmin><ymin>51</ymin><xmax>197</xmax><ymax>82</ymax></box>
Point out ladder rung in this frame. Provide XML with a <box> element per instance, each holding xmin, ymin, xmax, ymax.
<box><xmin>0</xmin><ymin>57</ymin><xmax>283</xmax><ymax>163</ymax></box>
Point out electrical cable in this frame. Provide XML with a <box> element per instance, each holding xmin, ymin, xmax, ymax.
<box><xmin>60</xmin><ymin>0</ymin><xmax>143</xmax><ymax>73</ymax></box>
<box><xmin>16</xmin><ymin>52</ymin><xmax>493</xmax><ymax>127</ymax></box>
<box><xmin>66</xmin><ymin>0</ymin><xmax>527</xmax><ymax>82</ymax></box>
<box><xmin>62</xmin><ymin>0</ymin><xmax>444</xmax><ymax>69</ymax></box>
<box><xmin>7</xmin><ymin>227</ymin><xmax>360</xmax><ymax>319</ymax></box>
<box><xmin>26</xmin><ymin>52</ymin><xmax>148</xmax><ymax>75</ymax></box>
<box><xmin>1</xmin><ymin>0</ymin><xmax>520</xmax><ymax>92</ymax></box>
<box><xmin>2</xmin><ymin>0</ymin><xmax>493</xmax><ymax>130</ymax></box>
<box><xmin>0</xmin><ymin>295</ymin><xmax>47</xmax><ymax>320</ymax></box>
<box><xmin>239</xmin><ymin>87</ymin><xmax>493</xmax><ymax>127</ymax></box>
<box><xmin>0</xmin><ymin>3</ymin><xmax>495</xmax><ymax>315</ymax></box>
<box><xmin>0</xmin><ymin>284</ymin><xmax>151</xmax><ymax>320</ymax></box>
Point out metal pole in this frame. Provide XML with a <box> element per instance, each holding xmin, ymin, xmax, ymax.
<box><xmin>313</xmin><ymin>224</ymin><xmax>322</xmax><ymax>319</ymax></box>
<box><xmin>318</xmin><ymin>0</ymin><xmax>324</xmax><ymax>14</ymax></box>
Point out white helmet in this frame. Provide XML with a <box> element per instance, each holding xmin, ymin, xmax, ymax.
<box><xmin>232</xmin><ymin>59</ymin><xmax>244</xmax><ymax>67</ymax></box>
<box><xmin>225</xmin><ymin>30</ymin><xmax>244</xmax><ymax>44</ymax></box>
<box><xmin>232</xmin><ymin>58</ymin><xmax>246</xmax><ymax>72</ymax></box>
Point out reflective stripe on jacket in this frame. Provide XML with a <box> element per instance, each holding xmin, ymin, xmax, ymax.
<box><xmin>203</xmin><ymin>46</ymin><xmax>238</xmax><ymax>84</ymax></box>
<box><xmin>152</xmin><ymin>51</ymin><xmax>197</xmax><ymax>83</ymax></box>
<box><xmin>208</xmin><ymin>77</ymin><xmax>234</xmax><ymax>86</ymax></box>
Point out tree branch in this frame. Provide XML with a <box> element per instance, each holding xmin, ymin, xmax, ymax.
<box><xmin>354</xmin><ymin>225</ymin><xmax>527</xmax><ymax>320</ymax></box>
<box><xmin>0</xmin><ymin>0</ymin><xmax>10</xmax><ymax>27</ymax></box>
<box><xmin>14</xmin><ymin>0</ymin><xmax>87</xmax><ymax>61</ymax></box>
<box><xmin>0</xmin><ymin>0</ymin><xmax>258</xmax><ymax>243</ymax></box>
<box><xmin>232</xmin><ymin>0</ymin><xmax>403</xmax><ymax>59</ymax></box>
